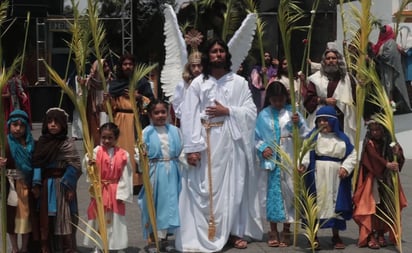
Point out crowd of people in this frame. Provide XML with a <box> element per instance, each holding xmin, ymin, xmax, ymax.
<box><xmin>0</xmin><ymin>25</ymin><xmax>409</xmax><ymax>253</ymax></box>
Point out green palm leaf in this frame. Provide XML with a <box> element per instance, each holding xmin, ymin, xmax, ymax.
<box><xmin>128</xmin><ymin>63</ymin><xmax>159</xmax><ymax>252</ymax></box>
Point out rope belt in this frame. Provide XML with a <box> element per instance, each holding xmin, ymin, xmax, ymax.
<box><xmin>149</xmin><ymin>157</ymin><xmax>178</xmax><ymax>162</ymax></box>
<box><xmin>201</xmin><ymin>119</ymin><xmax>224</xmax><ymax>240</ymax></box>
<box><xmin>6</xmin><ymin>169</ymin><xmax>25</xmax><ymax>180</ymax></box>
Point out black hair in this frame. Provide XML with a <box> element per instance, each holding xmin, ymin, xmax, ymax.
<box><xmin>116</xmin><ymin>54</ymin><xmax>136</xmax><ymax>79</ymax></box>
<box><xmin>147</xmin><ymin>99</ymin><xmax>169</xmax><ymax>115</ymax></box>
<box><xmin>201</xmin><ymin>38</ymin><xmax>232</xmax><ymax>80</ymax></box>
<box><xmin>276</xmin><ymin>57</ymin><xmax>288</xmax><ymax>78</ymax></box>
<box><xmin>99</xmin><ymin>122</ymin><xmax>120</xmax><ymax>139</ymax></box>
<box><xmin>263</xmin><ymin>81</ymin><xmax>289</xmax><ymax>108</ymax></box>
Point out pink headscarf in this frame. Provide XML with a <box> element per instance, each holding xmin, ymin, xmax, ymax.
<box><xmin>373</xmin><ymin>25</ymin><xmax>395</xmax><ymax>55</ymax></box>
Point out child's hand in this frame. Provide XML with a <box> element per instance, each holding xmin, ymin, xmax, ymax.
<box><xmin>291</xmin><ymin>113</ymin><xmax>299</xmax><ymax>124</ymax></box>
<box><xmin>386</xmin><ymin>162</ymin><xmax>399</xmax><ymax>171</ymax></box>
<box><xmin>338</xmin><ymin>167</ymin><xmax>349</xmax><ymax>179</ymax></box>
<box><xmin>262</xmin><ymin>147</ymin><xmax>273</xmax><ymax>159</ymax></box>
<box><xmin>87</xmin><ymin>159</ymin><xmax>96</xmax><ymax>166</ymax></box>
<box><xmin>65</xmin><ymin>190</ymin><xmax>75</xmax><ymax>201</ymax></box>
<box><xmin>187</xmin><ymin>152</ymin><xmax>201</xmax><ymax>166</ymax></box>
<box><xmin>0</xmin><ymin>157</ymin><xmax>7</xmax><ymax>167</ymax></box>
<box><xmin>392</xmin><ymin>143</ymin><xmax>401</xmax><ymax>156</ymax></box>
<box><xmin>297</xmin><ymin>165</ymin><xmax>306</xmax><ymax>174</ymax></box>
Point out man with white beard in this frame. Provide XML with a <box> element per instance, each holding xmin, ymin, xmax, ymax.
<box><xmin>303</xmin><ymin>48</ymin><xmax>357</xmax><ymax>143</ymax></box>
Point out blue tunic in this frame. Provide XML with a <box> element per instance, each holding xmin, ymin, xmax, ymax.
<box><xmin>255</xmin><ymin>105</ymin><xmax>308</xmax><ymax>222</ymax></box>
<box><xmin>138</xmin><ymin>124</ymin><xmax>182</xmax><ymax>239</ymax></box>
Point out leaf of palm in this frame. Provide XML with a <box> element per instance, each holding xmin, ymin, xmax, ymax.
<box><xmin>0</xmin><ymin>52</ymin><xmax>21</xmax><ymax>253</ymax></box>
<box><xmin>128</xmin><ymin>63</ymin><xmax>159</xmax><ymax>251</ymax></box>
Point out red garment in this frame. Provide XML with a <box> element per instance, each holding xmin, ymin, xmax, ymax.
<box><xmin>373</xmin><ymin>25</ymin><xmax>395</xmax><ymax>55</ymax></box>
<box><xmin>353</xmin><ymin>139</ymin><xmax>407</xmax><ymax>246</ymax></box>
<box><xmin>2</xmin><ymin>75</ymin><xmax>32</xmax><ymax>129</ymax></box>
<box><xmin>87</xmin><ymin>146</ymin><xmax>128</xmax><ymax>219</ymax></box>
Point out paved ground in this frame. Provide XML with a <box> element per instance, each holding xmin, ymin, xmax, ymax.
<box><xmin>2</xmin><ymin>112</ymin><xmax>412</xmax><ymax>253</ymax></box>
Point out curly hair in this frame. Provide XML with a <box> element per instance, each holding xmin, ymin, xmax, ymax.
<box><xmin>320</xmin><ymin>49</ymin><xmax>347</xmax><ymax>80</ymax></box>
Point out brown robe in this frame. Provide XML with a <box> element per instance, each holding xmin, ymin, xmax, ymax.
<box><xmin>353</xmin><ymin>139</ymin><xmax>407</xmax><ymax>246</ymax></box>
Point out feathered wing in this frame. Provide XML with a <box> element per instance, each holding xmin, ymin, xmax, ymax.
<box><xmin>228</xmin><ymin>13</ymin><xmax>257</xmax><ymax>73</ymax></box>
<box><xmin>160</xmin><ymin>4</ymin><xmax>187</xmax><ymax>100</ymax></box>
<box><xmin>175</xmin><ymin>0</ymin><xmax>193</xmax><ymax>13</ymax></box>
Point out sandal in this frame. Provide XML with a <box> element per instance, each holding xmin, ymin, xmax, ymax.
<box><xmin>146</xmin><ymin>243</ymin><xmax>158</xmax><ymax>253</ymax></box>
<box><xmin>367</xmin><ymin>237</ymin><xmax>380</xmax><ymax>250</ymax></box>
<box><xmin>279</xmin><ymin>231</ymin><xmax>291</xmax><ymax>247</ymax></box>
<box><xmin>331</xmin><ymin>235</ymin><xmax>346</xmax><ymax>249</ymax></box>
<box><xmin>228</xmin><ymin>235</ymin><xmax>248</xmax><ymax>249</ymax></box>
<box><xmin>377</xmin><ymin>235</ymin><xmax>387</xmax><ymax>247</ymax></box>
<box><xmin>267</xmin><ymin>231</ymin><xmax>279</xmax><ymax>247</ymax></box>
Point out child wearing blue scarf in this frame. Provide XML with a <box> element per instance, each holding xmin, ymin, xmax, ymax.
<box><xmin>0</xmin><ymin>109</ymin><xmax>34</xmax><ymax>253</ymax></box>
<box><xmin>299</xmin><ymin>106</ymin><xmax>357</xmax><ymax>250</ymax></box>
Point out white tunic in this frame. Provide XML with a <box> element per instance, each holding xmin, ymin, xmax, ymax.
<box><xmin>301</xmin><ymin>133</ymin><xmax>357</xmax><ymax>219</ymax></box>
<box><xmin>176</xmin><ymin>73</ymin><xmax>264</xmax><ymax>252</ymax></box>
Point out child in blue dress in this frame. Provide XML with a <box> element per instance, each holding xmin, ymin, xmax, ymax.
<box><xmin>137</xmin><ymin>99</ymin><xmax>183</xmax><ymax>252</ymax></box>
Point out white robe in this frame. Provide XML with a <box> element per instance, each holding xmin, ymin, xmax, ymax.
<box><xmin>176</xmin><ymin>73</ymin><xmax>264</xmax><ymax>252</ymax></box>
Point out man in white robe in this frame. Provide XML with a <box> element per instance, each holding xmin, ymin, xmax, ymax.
<box><xmin>175</xmin><ymin>38</ymin><xmax>264</xmax><ymax>252</ymax></box>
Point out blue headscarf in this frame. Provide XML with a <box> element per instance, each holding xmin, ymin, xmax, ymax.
<box><xmin>7</xmin><ymin>109</ymin><xmax>34</xmax><ymax>182</ymax></box>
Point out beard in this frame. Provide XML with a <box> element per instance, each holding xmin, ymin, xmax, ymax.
<box><xmin>323</xmin><ymin>64</ymin><xmax>341</xmax><ymax>80</ymax></box>
<box><xmin>210</xmin><ymin>59</ymin><xmax>226</xmax><ymax>69</ymax></box>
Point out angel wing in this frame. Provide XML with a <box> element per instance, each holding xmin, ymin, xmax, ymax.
<box><xmin>228</xmin><ymin>13</ymin><xmax>257</xmax><ymax>73</ymax></box>
<box><xmin>175</xmin><ymin>0</ymin><xmax>193</xmax><ymax>13</ymax></box>
<box><xmin>160</xmin><ymin>4</ymin><xmax>187</xmax><ymax>100</ymax></box>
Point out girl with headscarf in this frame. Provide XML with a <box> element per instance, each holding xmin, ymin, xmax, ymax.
<box><xmin>31</xmin><ymin>108</ymin><xmax>82</xmax><ymax>253</ymax></box>
<box><xmin>0</xmin><ymin>109</ymin><xmax>35</xmax><ymax>253</ymax></box>
<box><xmin>353</xmin><ymin>120</ymin><xmax>407</xmax><ymax>249</ymax></box>
<box><xmin>373</xmin><ymin>25</ymin><xmax>411</xmax><ymax>113</ymax></box>
<box><xmin>299</xmin><ymin>106</ymin><xmax>357</xmax><ymax>250</ymax></box>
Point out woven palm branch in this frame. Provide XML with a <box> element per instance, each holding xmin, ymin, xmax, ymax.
<box><xmin>87</xmin><ymin>0</ymin><xmax>112</xmax><ymax>122</ymax></box>
<box><xmin>128</xmin><ymin>63</ymin><xmax>159</xmax><ymax>252</ymax></box>
<box><xmin>341</xmin><ymin>0</ymin><xmax>373</xmax><ymax>191</ymax></box>
<box><xmin>301</xmin><ymin>0</ymin><xmax>320</xmax><ymax>77</ymax></box>
<box><xmin>43</xmin><ymin>60</ymin><xmax>109</xmax><ymax>253</ymax></box>
<box><xmin>277</xmin><ymin>0</ymin><xmax>309</xmax><ymax>245</ymax></box>
<box><xmin>366</xmin><ymin>75</ymin><xmax>403</xmax><ymax>252</ymax></box>
<box><xmin>0</xmin><ymin>56</ymin><xmax>21</xmax><ymax>253</ymax></box>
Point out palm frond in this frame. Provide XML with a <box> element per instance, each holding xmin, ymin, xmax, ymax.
<box><xmin>277</xmin><ymin>1</ymin><xmax>307</xmax><ymax>245</ymax></box>
<box><xmin>0</xmin><ymin>53</ymin><xmax>22</xmax><ymax>253</ymax></box>
<box><xmin>87</xmin><ymin>0</ymin><xmax>112</xmax><ymax>122</ymax></box>
<box><xmin>394</xmin><ymin>0</ymin><xmax>412</xmax><ymax>39</ymax></box>
<box><xmin>128</xmin><ymin>63</ymin><xmax>160</xmax><ymax>251</ymax></box>
<box><xmin>72</xmin><ymin>215</ymin><xmax>103</xmax><ymax>250</ymax></box>
<box><xmin>0</xmin><ymin>1</ymin><xmax>8</xmax><ymax>25</ymax></box>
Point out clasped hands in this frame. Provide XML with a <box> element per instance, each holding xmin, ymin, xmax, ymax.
<box><xmin>205</xmin><ymin>100</ymin><xmax>229</xmax><ymax>118</ymax></box>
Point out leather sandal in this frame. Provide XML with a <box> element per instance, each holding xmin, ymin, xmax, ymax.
<box><xmin>228</xmin><ymin>235</ymin><xmax>248</xmax><ymax>249</ymax></box>
<box><xmin>332</xmin><ymin>235</ymin><xmax>345</xmax><ymax>249</ymax></box>
<box><xmin>367</xmin><ymin>237</ymin><xmax>380</xmax><ymax>249</ymax></box>
<box><xmin>267</xmin><ymin>231</ymin><xmax>279</xmax><ymax>247</ymax></box>
<box><xmin>377</xmin><ymin>235</ymin><xmax>387</xmax><ymax>247</ymax></box>
<box><xmin>279</xmin><ymin>231</ymin><xmax>291</xmax><ymax>247</ymax></box>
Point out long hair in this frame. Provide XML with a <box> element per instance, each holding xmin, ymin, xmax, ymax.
<box><xmin>263</xmin><ymin>81</ymin><xmax>289</xmax><ymax>108</ymax></box>
<box><xmin>116</xmin><ymin>54</ymin><xmax>135</xmax><ymax>79</ymax></box>
<box><xmin>201</xmin><ymin>38</ymin><xmax>232</xmax><ymax>80</ymax></box>
<box><xmin>320</xmin><ymin>48</ymin><xmax>347</xmax><ymax>80</ymax></box>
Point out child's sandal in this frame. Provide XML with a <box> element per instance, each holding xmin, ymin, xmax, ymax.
<box><xmin>267</xmin><ymin>231</ymin><xmax>279</xmax><ymax>247</ymax></box>
<box><xmin>279</xmin><ymin>231</ymin><xmax>291</xmax><ymax>247</ymax></box>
